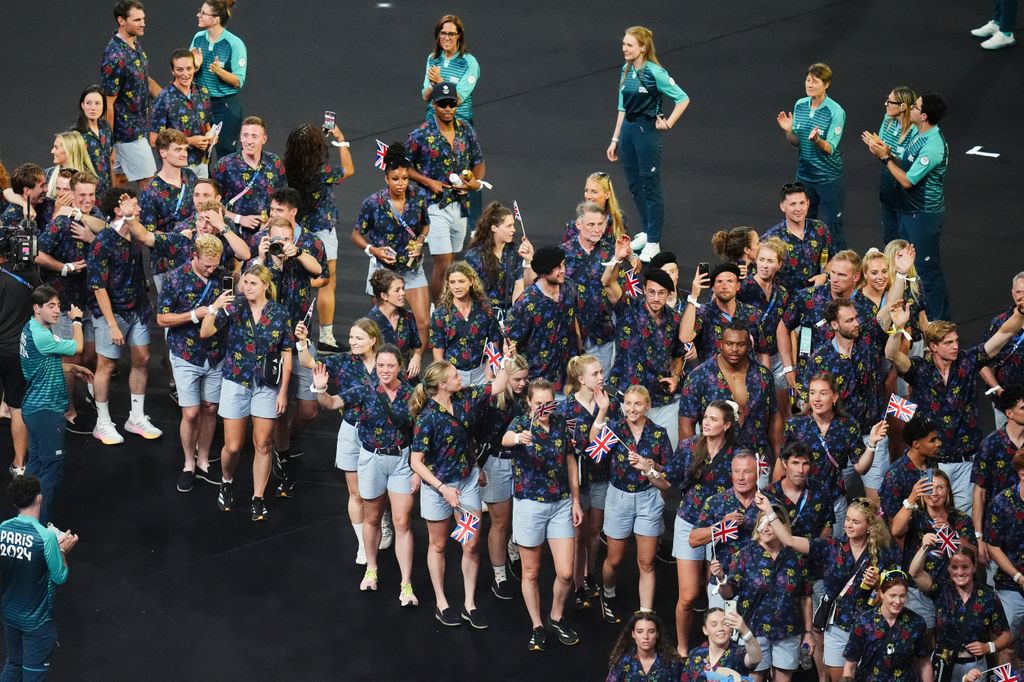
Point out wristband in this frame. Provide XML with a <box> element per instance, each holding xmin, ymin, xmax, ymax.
<box><xmin>514</xmin><ymin>432</ymin><xmax>521</xmax><ymax>445</ymax></box>
<box><xmin>72</xmin><ymin>208</ymin><xmax>83</xmax><ymax>221</ymax></box>
<box><xmin>976</xmin><ymin>530</ymin><xmax>984</xmax><ymax>539</ymax></box>
<box><xmin>986</xmin><ymin>386</ymin><xmax>1003</xmax><ymax>396</ymax></box>
<box><xmin>895</xmin><ymin>272</ymin><xmax>917</xmax><ymax>282</ymax></box>
<box><xmin>611</xmin><ymin>137</ymin><xmax>619</xmax><ymax>143</ymax></box>
<box><xmin>645</xmin><ymin>467</ymin><xmax>662</xmax><ymax>480</ymax></box>
<box><xmin>902</xmin><ymin>498</ymin><xmax>914</xmax><ymax>511</ymax></box>
<box><xmin>739</xmin><ymin>631</ymin><xmax>751</xmax><ymax>644</ymax></box>
<box><xmin>686</xmin><ymin>295</ymin><xmax>700</xmax><ymax>306</ymax></box>
<box><xmin>296</xmin><ymin>340</ymin><xmax>308</xmax><ymax>352</ymax></box>
<box><xmin>61</xmin><ymin>263</ymin><xmax>73</xmax><ymax>277</ymax></box>
<box><xmin>336</xmin><ymin>141</ymin><xmax>350</xmax><ymax>148</ymax></box>
<box><xmin>522</xmin><ymin>259</ymin><xmax>532</xmax><ymax>268</ymax></box>
<box><xmin>364</xmin><ymin>245</ymin><xmax>373</xmax><ymax>257</ymax></box>
<box><xmin>71</xmin><ymin>318</ymin><xmax>83</xmax><ymax>325</ymax></box>
<box><xmin>782</xmin><ymin>365</ymin><xmax>794</xmax><ymax>374</ymax></box>
<box><xmin>989</xmin><ymin>641</ymin><xmax>997</xmax><ymax>654</ymax></box>
<box><xmin>189</xmin><ymin>309</ymin><xmax>200</xmax><ymax>325</ymax></box>
<box><xmin>1015</xmin><ymin>572</ymin><xmax>1023</xmax><ymax>583</ymax></box>
<box><xmin>309</xmin><ymin>382</ymin><xmax>327</xmax><ymax>394</ymax></box>
<box><xmin>879</xmin><ymin>156</ymin><xmax>892</xmax><ymax>164</ymax></box>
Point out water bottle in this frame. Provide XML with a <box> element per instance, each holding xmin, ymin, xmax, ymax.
<box><xmin>799</xmin><ymin>642</ymin><xmax>813</xmax><ymax>670</ymax></box>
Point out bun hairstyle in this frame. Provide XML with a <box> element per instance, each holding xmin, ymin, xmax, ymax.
<box><xmin>711</xmin><ymin>226</ymin><xmax>756</xmax><ymax>262</ymax></box>
<box><xmin>205</xmin><ymin>0</ymin><xmax>236</xmax><ymax>26</ymax></box>
<box><xmin>383</xmin><ymin>142</ymin><xmax>412</xmax><ymax>173</ymax></box>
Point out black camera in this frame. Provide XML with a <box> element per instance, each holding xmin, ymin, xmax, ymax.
<box><xmin>268</xmin><ymin>236</ymin><xmax>286</xmax><ymax>257</ymax></box>
<box><xmin>0</xmin><ymin>217</ymin><xmax>39</xmax><ymax>272</ymax></box>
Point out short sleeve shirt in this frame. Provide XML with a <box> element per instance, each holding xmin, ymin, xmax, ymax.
<box><xmin>87</xmin><ymin>225</ymin><xmax>150</xmax><ymax>319</ymax></box>
<box><xmin>429</xmin><ymin>302</ymin><xmax>500</xmax><ymax>371</ymax></box>
<box><xmin>695</xmin><ymin>491</ymin><xmax>757</xmax><ymax>569</ymax></box>
<box><xmin>791</xmin><ymin>96</ymin><xmax>845</xmax><ymax>184</ymax></box>
<box><xmin>606</xmin><ymin>417</ymin><xmax>671</xmax><ymax>493</ymax></box>
<box><xmin>341</xmin><ymin>381</ymin><xmax>415</xmax><ymax>451</ymax></box>
<box><xmin>927</xmin><ymin>580</ymin><xmax>1008</xmax><ymax>651</ymax></box>
<box><xmin>738</xmin><ymin>278</ymin><xmax>790</xmax><ymax>356</ymax></box>
<box><xmin>411</xmin><ymin>385</ymin><xmax>492</xmax><ymax>483</ymax></box>
<box><xmin>322</xmin><ymin>353</ymin><xmax>376</xmax><ymax>426</ymax></box>
<box><xmin>190</xmin><ymin>28</ymin><xmax>247</xmax><ymax>97</ymax></box>
<box><xmin>984</xmin><ymin>485</ymin><xmax>1024</xmax><ymax>594</ymax></box>
<box><xmin>212</xmin><ymin>151</ymin><xmax>287</xmax><ymax>241</ymax></box>
<box><xmin>843</xmin><ymin>608</ymin><xmax>930</xmax><ymax>681</ymax></box>
<box><xmin>609</xmin><ymin>295</ymin><xmax>683</xmax><ymax>408</ymax></box>
<box><xmin>355</xmin><ymin>188</ymin><xmax>430</xmax><ymax>275</ymax></box>
<box><xmin>761</xmin><ymin>219</ymin><xmax>831</xmax><ymax>297</ymax></box>
<box><xmin>149</xmin><ymin>84</ymin><xmax>212</xmax><ymax>166</ymax></box>
<box><xmin>680</xmin><ymin>644</ymin><xmax>749</xmax><ymax>682</ymax></box>
<box><xmin>803</xmin><ymin>337</ymin><xmax>885</xmax><ymax>429</ymax></box>
<box><xmin>298</xmin><ymin>164</ymin><xmax>347</xmax><ymax>234</ymax></box>
<box><xmin>878</xmin><ymin>454</ymin><xmax>931</xmax><ymax>519</ymax></box>
<box><xmin>726</xmin><ymin>543</ymin><xmax>812</xmax><ymax>640</ymax></box>
<box><xmin>463</xmin><ymin>245</ymin><xmax>523</xmax><ymax>314</ymax></box>
<box><xmin>81</xmin><ymin>121</ymin><xmax>114</xmax><ymax>195</ymax></box>
<box><xmin>507</xmin><ymin>413</ymin><xmax>573</xmax><ymax>503</ymax></box>
<box><xmin>210</xmin><ymin>300</ymin><xmax>292</xmax><ymax>388</ymax></box>
<box><xmin>784</xmin><ymin>414</ymin><xmax>863</xmax><ymax>497</ymax></box>
<box><xmin>807</xmin><ymin>537</ymin><xmax>900</xmax><ymax>630</ymax></box>
<box><xmin>617</xmin><ymin>62</ymin><xmax>689</xmax><ymax>117</ymax></box>
<box><xmin>692</xmin><ymin>299</ymin><xmax>767</xmax><ymax>358</ymax></box>
<box><xmin>157</xmin><ymin>261</ymin><xmax>229</xmax><ymax>367</ymax></box>
<box><xmin>972</xmin><ymin>428</ymin><xmax>1022</xmax><ymax>516</ymax></box>
<box><xmin>100</xmin><ymin>34</ymin><xmax>151</xmax><ymax>143</ymax></box>
<box><xmin>563</xmin><ymin>239</ymin><xmax>617</xmax><ymax>347</ymax></box>
<box><xmin>37</xmin><ymin>216</ymin><xmax>91</xmax><ymax>311</ymax></box>
<box><xmin>138</xmin><ymin>171</ymin><xmax>199</xmax><ymax>274</ymax></box>
<box><xmin>663</xmin><ymin>440</ymin><xmax>738</xmax><ymax>524</ymax></box>
<box><xmin>507</xmin><ymin>284</ymin><xmax>578</xmax><ymax>392</ymax></box>
<box><xmin>406</xmin><ymin>118</ymin><xmax>484</xmax><ymax>211</ymax></box>
<box><xmin>761</xmin><ymin>480</ymin><xmax>835</xmax><ymax>538</ymax></box>
<box><xmin>366</xmin><ymin>305</ymin><xmax>421</xmax><ymax>360</ymax></box>
<box><xmin>984</xmin><ymin>309</ymin><xmax>1024</xmax><ymax>387</ymax></box>
<box><xmin>898</xmin><ymin>126</ymin><xmax>947</xmax><ymax>213</ymax></box>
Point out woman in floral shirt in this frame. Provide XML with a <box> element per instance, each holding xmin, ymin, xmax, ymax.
<box><xmin>594</xmin><ymin>385</ymin><xmax>671</xmax><ymax>623</ymax></box>
<box><xmin>367</xmin><ymin>268</ymin><xmax>423</xmax><ymax>379</ymax></box>
<box><xmin>910</xmin><ymin>542</ymin><xmax>1010</xmax><ymax>682</ymax></box>
<box><xmin>429</xmin><ymin>261</ymin><xmax>500</xmax><ymax>387</ymax></box>
<box><xmin>680</xmin><ymin>608</ymin><xmax>762</xmax><ymax>682</ymax></box>
<box><xmin>463</xmin><ymin>201</ymin><xmax>534</xmax><ymax>315</ymax></box>
<box><xmin>842</xmin><ymin>571</ymin><xmax>931</xmax><ymax>682</ymax></box>
<box><xmin>73</xmin><ymin>86</ymin><xmax>114</xmax><ymax>195</ymax></box>
<box><xmin>716</xmin><ymin>504</ymin><xmax>813</xmax><ymax>682</ymax></box>
<box><xmin>606</xmin><ymin>612</ymin><xmax>680</xmax><ymax>682</ymax></box>
<box><xmin>200</xmin><ymin>264</ymin><xmax>291</xmax><ymax>522</ymax></box>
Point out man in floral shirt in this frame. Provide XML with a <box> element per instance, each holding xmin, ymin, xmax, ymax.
<box><xmin>507</xmin><ymin>246</ymin><xmax>580</xmax><ymax>394</ymax></box>
<box><xmin>984</xmin><ymin>450</ymin><xmax>1024</xmax><ymax>646</ymax></box>
<box><xmin>761</xmin><ymin>182</ymin><xmax>831</xmax><ymax>296</ymax></box>
<box><xmin>149</xmin><ymin>49</ymin><xmax>213</xmax><ymax>177</ymax></box>
<box><xmin>89</xmin><ymin>187</ymin><xmax>160</xmax><ymax>446</ymax></box>
<box><xmin>562</xmin><ymin>201</ymin><xmax>616</xmax><ymax>376</ymax></box>
<box><xmin>680</xmin><ymin>322</ymin><xmax>782</xmax><ymax>463</ymax></box>
<box><xmin>406</xmin><ymin>81</ymin><xmax>486</xmax><ymax>299</ymax></box>
<box><xmin>137</xmin><ymin>129</ymin><xmax>197</xmax><ymax>295</ymax></box>
<box><xmin>157</xmin><ymin>235</ymin><xmax>229</xmax><ymax>493</ymax></box>
<box><xmin>761</xmin><ymin>442</ymin><xmax>834</xmax><ymax>538</ymax></box>
<box><xmin>681</xmin><ymin>262</ymin><xmax>767</xmax><ymax>364</ymax></box>
<box><xmin>602</xmin><ymin>235</ymin><xmax>684</xmax><ymax>447</ymax></box>
<box><xmin>100</xmin><ymin>0</ymin><xmax>161</xmax><ymax>183</ymax></box>
<box><xmin>887</xmin><ymin>299</ymin><xmax>1024</xmax><ymax>515</ymax></box>
<box><xmin>972</xmin><ymin>388</ymin><xmax>1024</xmax><ymax>557</ymax></box>
<box><xmin>213</xmin><ymin>116</ymin><xmax>287</xmax><ymax>249</ymax></box>
<box><xmin>980</xmin><ymin>272</ymin><xmax>1024</xmax><ymax>429</ymax></box>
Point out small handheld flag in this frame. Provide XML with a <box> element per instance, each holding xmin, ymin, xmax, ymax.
<box><xmin>935</xmin><ymin>527</ymin><xmax>961</xmax><ymax>557</ymax></box>
<box><xmin>484</xmin><ymin>342</ymin><xmax>504</xmax><ymax>375</ymax></box>
<box><xmin>994</xmin><ymin>664</ymin><xmax>1018</xmax><ymax>682</ymax></box>
<box><xmin>450</xmin><ymin>510</ymin><xmax>480</xmax><ymax>545</ymax></box>
<box><xmin>532</xmin><ymin>401</ymin><xmax>557</xmax><ymax>421</ymax></box>
<box><xmin>711</xmin><ymin>518</ymin><xmax>740</xmax><ymax>545</ymax></box>
<box><xmin>585</xmin><ymin>425</ymin><xmax>620</xmax><ymax>464</ymax></box>
<box><xmin>886</xmin><ymin>393</ymin><xmax>918</xmax><ymax>422</ymax></box>
<box><xmin>624</xmin><ymin>269</ymin><xmax>643</xmax><ymax>298</ymax></box>
<box><xmin>374</xmin><ymin>140</ymin><xmax>389</xmax><ymax>170</ymax></box>
<box><xmin>512</xmin><ymin>200</ymin><xmax>527</xmax><ymax>236</ymax></box>
<box><xmin>756</xmin><ymin>453</ymin><xmax>770</xmax><ymax>478</ymax></box>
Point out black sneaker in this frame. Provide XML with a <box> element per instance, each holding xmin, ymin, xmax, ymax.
<box><xmin>575</xmin><ymin>587</ymin><xmax>591</xmax><ymax>610</ymax></box>
<box><xmin>599</xmin><ymin>594</ymin><xmax>621</xmax><ymax>624</ymax></box>
<box><xmin>250</xmin><ymin>496</ymin><xmax>269</xmax><ymax>521</ymax></box>
<box><xmin>196</xmin><ymin>463</ymin><xmax>221</xmax><ymax>486</ymax></box>
<box><xmin>528</xmin><ymin>626</ymin><xmax>547</xmax><ymax>652</ymax></box>
<box><xmin>65</xmin><ymin>414</ymin><xmax>96</xmax><ymax>435</ymax></box>
<box><xmin>547</xmin><ymin>617</ymin><xmax>580</xmax><ymax>646</ymax></box>
<box><xmin>217</xmin><ymin>481</ymin><xmax>234</xmax><ymax>511</ymax></box>
<box><xmin>656</xmin><ymin>539</ymin><xmax>675</xmax><ymax>565</ymax></box>
<box><xmin>275</xmin><ymin>475</ymin><xmax>296</xmax><ymax>498</ymax></box>
<box><xmin>317</xmin><ymin>340</ymin><xmax>342</xmax><ymax>355</ymax></box>
<box><xmin>584</xmin><ymin>574</ymin><xmax>600</xmax><ymax>600</ymax></box>
<box><xmin>176</xmin><ymin>469</ymin><xmax>195</xmax><ymax>493</ymax></box>
<box><xmin>491</xmin><ymin>577</ymin><xmax>514</xmax><ymax>601</ymax></box>
<box><xmin>461</xmin><ymin>607</ymin><xmax>488</xmax><ymax>630</ymax></box>
<box><xmin>434</xmin><ymin>606</ymin><xmax>461</xmax><ymax>627</ymax></box>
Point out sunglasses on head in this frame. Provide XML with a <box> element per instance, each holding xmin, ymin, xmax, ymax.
<box><xmin>435</xmin><ymin>100</ymin><xmax>458</xmax><ymax>109</ymax></box>
<box><xmin>879</xmin><ymin>569</ymin><xmax>909</xmax><ymax>583</ymax></box>
<box><xmin>782</xmin><ymin>182</ymin><xmax>806</xmax><ymax>193</ymax></box>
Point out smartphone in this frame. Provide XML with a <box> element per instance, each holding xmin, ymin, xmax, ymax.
<box><xmin>724</xmin><ymin>599</ymin><xmax>737</xmax><ymax>614</ymax></box>
<box><xmin>698</xmin><ymin>262</ymin><xmax>710</xmax><ymax>279</ymax></box>
<box><xmin>322</xmin><ymin>110</ymin><xmax>336</xmax><ymax>132</ymax></box>
<box><xmin>798</xmin><ymin>326</ymin><xmax>813</xmax><ymax>357</ymax></box>
<box><xmin>221</xmin><ymin>275</ymin><xmax>234</xmax><ymax>292</ymax></box>
<box><xmin>922</xmin><ymin>468</ymin><xmax>934</xmax><ymax>491</ymax></box>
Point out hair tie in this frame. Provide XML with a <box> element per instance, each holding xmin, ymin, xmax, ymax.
<box><xmin>724</xmin><ymin>400</ymin><xmax>740</xmax><ymax>417</ymax></box>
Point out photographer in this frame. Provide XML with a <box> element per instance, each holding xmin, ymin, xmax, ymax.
<box><xmin>0</xmin><ymin>238</ymin><xmax>37</xmax><ymax>478</ymax></box>
<box><xmin>256</xmin><ymin>208</ymin><xmax>326</xmax><ymax>496</ymax></box>
<box><xmin>20</xmin><ymin>286</ymin><xmax>92</xmax><ymax>524</ymax></box>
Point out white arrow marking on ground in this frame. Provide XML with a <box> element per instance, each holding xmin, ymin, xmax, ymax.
<box><xmin>966</xmin><ymin>145</ymin><xmax>1000</xmax><ymax>158</ymax></box>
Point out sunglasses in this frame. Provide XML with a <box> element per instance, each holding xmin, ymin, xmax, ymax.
<box><xmin>592</xmin><ymin>171</ymin><xmax>609</xmax><ymax>178</ymax></box>
<box><xmin>782</xmin><ymin>182</ymin><xmax>806</xmax><ymax>193</ymax></box>
<box><xmin>435</xmin><ymin>100</ymin><xmax>458</xmax><ymax>109</ymax></box>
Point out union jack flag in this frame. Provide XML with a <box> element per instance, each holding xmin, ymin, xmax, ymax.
<box><xmin>450</xmin><ymin>510</ymin><xmax>480</xmax><ymax>545</ymax></box>
<box><xmin>513</xmin><ymin>200</ymin><xmax>524</xmax><ymax>225</ymax></box>
<box><xmin>711</xmin><ymin>518</ymin><xmax>740</xmax><ymax>545</ymax></box>
<box><xmin>532</xmin><ymin>401</ymin><xmax>557</xmax><ymax>421</ymax></box>
<box><xmin>484</xmin><ymin>342</ymin><xmax>503</xmax><ymax>375</ymax></box>
<box><xmin>994</xmin><ymin>664</ymin><xmax>1018</xmax><ymax>682</ymax></box>
<box><xmin>935</xmin><ymin>527</ymin><xmax>961</xmax><ymax>557</ymax></box>
<box><xmin>374</xmin><ymin>140</ymin><xmax>388</xmax><ymax>170</ymax></box>
<box><xmin>564</xmin><ymin>418</ymin><xmax>579</xmax><ymax>433</ymax></box>
<box><xmin>624</xmin><ymin>269</ymin><xmax>643</xmax><ymax>298</ymax></box>
<box><xmin>756</xmin><ymin>453</ymin><xmax>770</xmax><ymax>477</ymax></box>
<box><xmin>886</xmin><ymin>393</ymin><xmax>918</xmax><ymax>422</ymax></box>
<box><xmin>585</xmin><ymin>425</ymin><xmax>620</xmax><ymax>464</ymax></box>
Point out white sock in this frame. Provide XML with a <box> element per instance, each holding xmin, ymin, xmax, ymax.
<box><xmin>382</xmin><ymin>511</ymin><xmax>392</xmax><ymax>527</ymax></box>
<box><xmin>320</xmin><ymin>326</ymin><xmax>333</xmax><ymax>343</ymax></box>
<box><xmin>603</xmin><ymin>585</ymin><xmax>616</xmax><ymax>599</ymax></box>
<box><xmin>86</xmin><ymin>382</ymin><xmax>95</xmax><ymax>398</ymax></box>
<box><xmin>493</xmin><ymin>564</ymin><xmax>507</xmax><ymax>582</ymax></box>
<box><xmin>352</xmin><ymin>522</ymin><xmax>365</xmax><ymax>550</ymax></box>
<box><xmin>130</xmin><ymin>394</ymin><xmax>145</xmax><ymax>421</ymax></box>
<box><xmin>96</xmin><ymin>401</ymin><xmax>112</xmax><ymax>425</ymax></box>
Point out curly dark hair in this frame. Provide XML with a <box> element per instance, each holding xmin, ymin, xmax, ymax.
<box><xmin>467</xmin><ymin>202</ymin><xmax>514</xmax><ymax>287</ymax></box>
<box><xmin>382</xmin><ymin>142</ymin><xmax>411</xmax><ymax>173</ymax></box>
<box><xmin>607</xmin><ymin>612</ymin><xmax>678</xmax><ymax>673</ymax></box>
<box><xmin>283</xmin><ymin>124</ymin><xmax>328</xmax><ymax>219</ymax></box>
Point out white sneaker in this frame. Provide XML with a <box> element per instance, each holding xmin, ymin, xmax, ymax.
<box><xmin>355</xmin><ymin>547</ymin><xmax>367</xmax><ymax>565</ymax></box>
<box><xmin>630</xmin><ymin>232</ymin><xmax>648</xmax><ymax>252</ymax></box>
<box><xmin>981</xmin><ymin>31</ymin><xmax>1016</xmax><ymax>49</ymax></box>
<box><xmin>638</xmin><ymin>242</ymin><xmax>662</xmax><ymax>263</ymax></box>
<box><xmin>379</xmin><ymin>515</ymin><xmax>394</xmax><ymax>550</ymax></box>
<box><xmin>124</xmin><ymin>415</ymin><xmax>163</xmax><ymax>439</ymax></box>
<box><xmin>93</xmin><ymin>420</ymin><xmax>125</xmax><ymax>445</ymax></box>
<box><xmin>971</xmin><ymin>20</ymin><xmax>1000</xmax><ymax>37</ymax></box>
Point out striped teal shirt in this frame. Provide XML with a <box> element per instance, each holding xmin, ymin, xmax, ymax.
<box><xmin>423</xmin><ymin>51</ymin><xmax>480</xmax><ymax>123</ymax></box>
<box><xmin>899</xmin><ymin>126</ymin><xmax>947</xmax><ymax>214</ymax></box>
<box><xmin>792</xmin><ymin>96</ymin><xmax>845</xmax><ymax>183</ymax></box>
<box><xmin>190</xmin><ymin>29</ymin><xmax>247</xmax><ymax>98</ymax></box>
<box><xmin>617</xmin><ymin>62</ymin><xmax>688</xmax><ymax>118</ymax></box>
<box><xmin>20</xmin><ymin>318</ymin><xmax>77</xmax><ymax>415</ymax></box>
<box><xmin>877</xmin><ymin>116</ymin><xmax>918</xmax><ymax>209</ymax></box>
<box><xmin>0</xmin><ymin>515</ymin><xmax>66</xmax><ymax>631</ymax></box>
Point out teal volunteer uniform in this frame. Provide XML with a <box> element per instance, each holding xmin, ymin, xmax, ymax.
<box><xmin>791</xmin><ymin>95</ymin><xmax>847</xmax><ymax>250</ymax></box>
<box><xmin>190</xmin><ymin>28</ymin><xmax>248</xmax><ymax>158</ymax></box>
